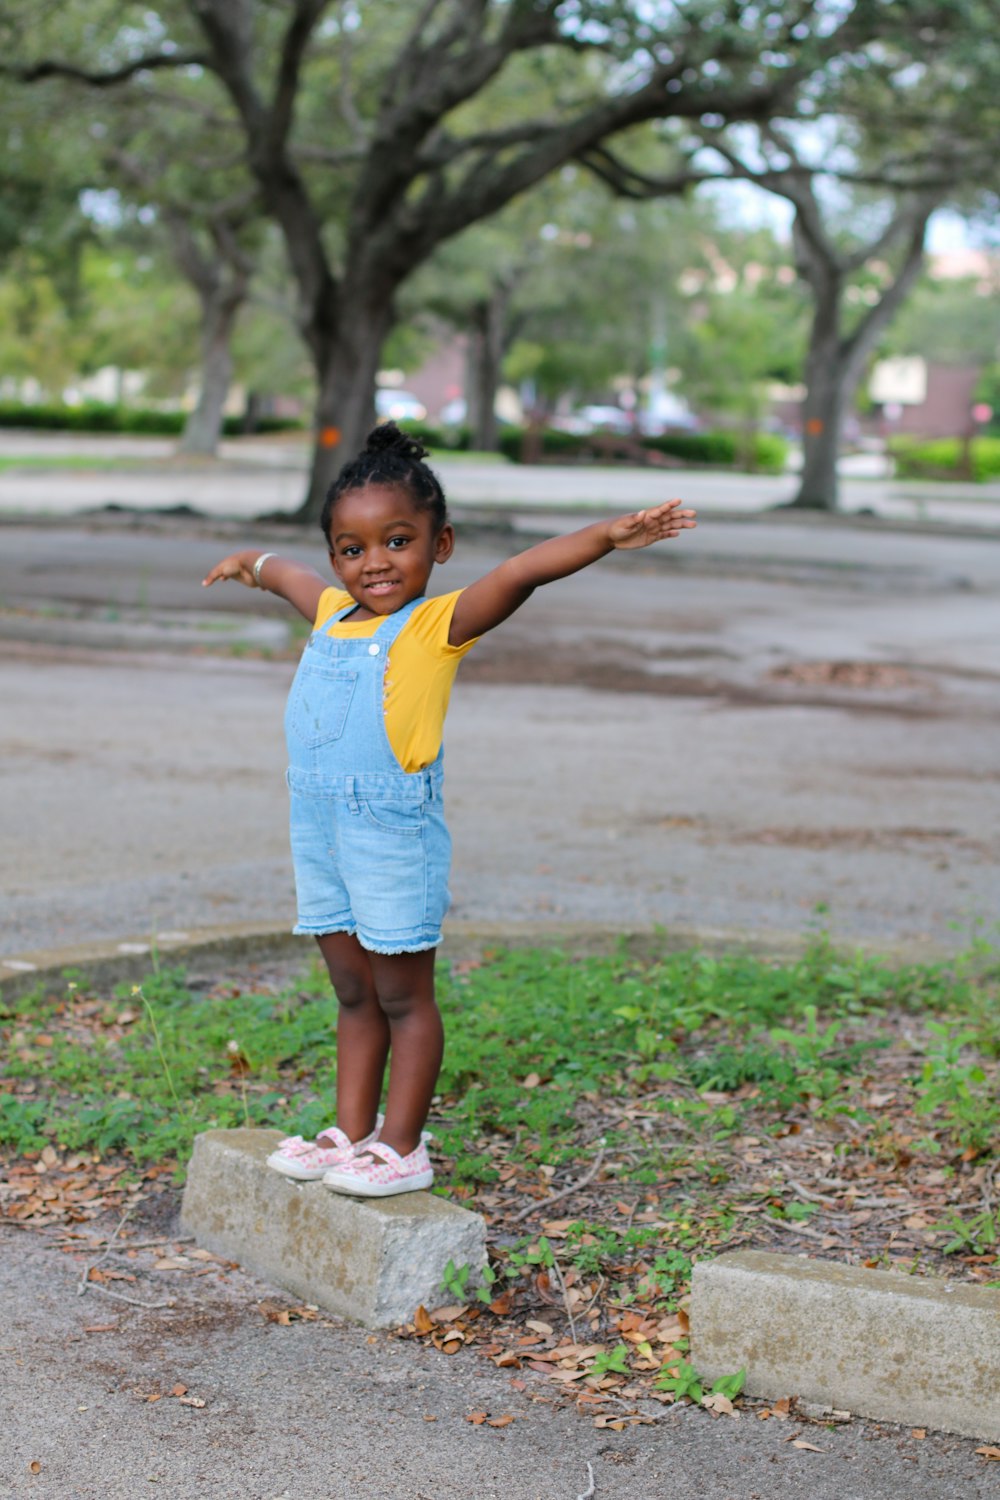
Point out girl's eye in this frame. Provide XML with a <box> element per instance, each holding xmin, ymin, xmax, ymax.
<box><xmin>342</xmin><ymin>545</ymin><xmax>362</xmax><ymax>558</ymax></box>
<box><xmin>387</xmin><ymin>536</ymin><xmax>410</xmax><ymax>550</ymax></box>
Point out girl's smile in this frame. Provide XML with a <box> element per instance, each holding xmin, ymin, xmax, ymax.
<box><xmin>327</xmin><ymin>483</ymin><xmax>454</xmax><ymax>619</ymax></box>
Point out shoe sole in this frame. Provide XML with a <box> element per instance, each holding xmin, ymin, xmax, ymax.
<box><xmin>322</xmin><ymin>1170</ymin><xmax>434</xmax><ymax>1197</ymax></box>
<box><xmin>267</xmin><ymin>1153</ymin><xmax>347</xmax><ymax>1181</ymax></box>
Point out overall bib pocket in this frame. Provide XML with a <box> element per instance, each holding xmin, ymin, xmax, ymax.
<box><xmin>285</xmin><ymin>665</ymin><xmax>358</xmax><ymax>748</ymax></box>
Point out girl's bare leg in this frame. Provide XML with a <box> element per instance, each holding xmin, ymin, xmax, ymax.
<box><xmin>367</xmin><ymin>948</ymin><xmax>443</xmax><ymax>1158</ymax></box>
<box><xmin>315</xmin><ymin>932</ymin><xmax>389</xmax><ymax>1142</ymax></box>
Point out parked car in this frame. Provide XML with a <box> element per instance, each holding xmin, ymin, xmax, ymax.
<box><xmin>573</xmin><ymin>404</ymin><xmax>635</xmax><ymax>435</ymax></box>
<box><xmin>638</xmin><ymin>393</ymin><xmax>699</xmax><ymax>434</ymax></box>
<box><xmin>376</xmin><ymin>388</ymin><xmax>427</xmax><ymax>423</ymax></box>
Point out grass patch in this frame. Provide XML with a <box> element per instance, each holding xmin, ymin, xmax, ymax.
<box><xmin>0</xmin><ymin>455</ymin><xmax>150</xmax><ymax>472</ymax></box>
<box><xmin>3</xmin><ymin>937</ymin><xmax>998</xmax><ymax>1403</ymax></box>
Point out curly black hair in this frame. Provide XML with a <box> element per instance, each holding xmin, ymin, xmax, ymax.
<box><xmin>319</xmin><ymin>422</ymin><xmax>449</xmax><ymax>540</ymax></box>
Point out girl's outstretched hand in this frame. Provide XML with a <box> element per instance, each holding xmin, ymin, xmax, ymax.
<box><xmin>202</xmin><ymin>552</ymin><xmax>258</xmax><ymax>589</ymax></box>
<box><xmin>608</xmin><ymin>499</ymin><xmax>697</xmax><ymax>550</ymax></box>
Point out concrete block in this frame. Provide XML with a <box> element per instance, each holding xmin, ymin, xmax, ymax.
<box><xmin>691</xmin><ymin>1250</ymin><xmax>1000</xmax><ymax>1441</ymax></box>
<box><xmin>181</xmin><ymin>1128</ymin><xmax>487</xmax><ymax>1328</ymax></box>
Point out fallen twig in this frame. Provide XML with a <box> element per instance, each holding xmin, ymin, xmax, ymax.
<box><xmin>82</xmin><ymin>1282</ymin><xmax>175</xmax><ymax>1311</ymax></box>
<box><xmin>549</xmin><ymin>1255</ymin><xmax>579</xmax><ymax>1345</ymax></box>
<box><xmin>77</xmin><ymin>1209</ymin><xmax>132</xmax><ymax>1296</ymax></box>
<box><xmin>576</xmin><ymin>1460</ymin><xmax>595</xmax><ymax>1499</ymax></box>
<box><xmin>509</xmin><ymin>1150</ymin><xmax>607</xmax><ymax>1226</ymax></box>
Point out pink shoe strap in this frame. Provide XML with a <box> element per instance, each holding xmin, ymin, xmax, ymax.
<box><xmin>357</xmin><ymin>1140</ymin><xmax>403</xmax><ymax>1167</ymax></box>
<box><xmin>314</xmin><ymin>1125</ymin><xmax>351</xmax><ymax>1151</ymax></box>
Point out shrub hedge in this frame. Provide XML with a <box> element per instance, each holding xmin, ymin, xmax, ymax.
<box><xmin>890</xmin><ymin>436</ymin><xmax>1000</xmax><ymax>483</ymax></box>
<box><xmin>0</xmin><ymin>401</ymin><xmax>303</xmax><ymax>437</ymax></box>
<box><xmin>497</xmin><ymin>426</ymin><xmax>789</xmax><ymax>472</ymax></box>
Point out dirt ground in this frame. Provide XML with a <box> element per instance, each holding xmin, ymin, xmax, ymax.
<box><xmin>1</xmin><ymin>510</ymin><xmax>998</xmax><ymax>963</ymax></box>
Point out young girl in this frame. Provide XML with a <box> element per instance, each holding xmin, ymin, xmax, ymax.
<box><xmin>203</xmin><ymin>423</ymin><xmax>696</xmax><ymax>1198</ymax></box>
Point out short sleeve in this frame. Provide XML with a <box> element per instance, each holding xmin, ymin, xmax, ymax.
<box><xmin>407</xmin><ymin>591</ymin><xmax>479</xmax><ymax>659</ymax></box>
<box><xmin>314</xmin><ymin>587</ymin><xmax>355</xmax><ymax>630</ymax></box>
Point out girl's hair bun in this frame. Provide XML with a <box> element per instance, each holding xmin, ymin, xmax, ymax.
<box><xmin>362</xmin><ymin>421</ymin><xmax>429</xmax><ymax>465</ymax></box>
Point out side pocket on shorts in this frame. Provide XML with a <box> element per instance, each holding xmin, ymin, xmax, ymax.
<box><xmin>359</xmin><ymin>798</ymin><xmax>424</xmax><ymax>836</ymax></box>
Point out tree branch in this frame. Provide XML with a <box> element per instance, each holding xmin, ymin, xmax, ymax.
<box><xmin>3</xmin><ymin>51</ymin><xmax>207</xmax><ymax>86</ymax></box>
<box><xmin>271</xmin><ymin>0</ymin><xmax>329</xmax><ymax>151</ymax></box>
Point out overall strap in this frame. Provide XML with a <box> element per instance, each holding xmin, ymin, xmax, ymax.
<box><xmin>327</xmin><ymin>595</ymin><xmax>426</xmax><ymax>635</ymax></box>
<box><xmin>373</xmin><ymin>595</ymin><xmax>426</xmax><ymax>647</ymax></box>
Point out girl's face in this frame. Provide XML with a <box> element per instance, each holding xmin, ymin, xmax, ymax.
<box><xmin>327</xmin><ymin>482</ymin><xmax>453</xmax><ymax>618</ymax></box>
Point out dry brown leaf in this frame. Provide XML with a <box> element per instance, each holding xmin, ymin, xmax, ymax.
<box><xmin>526</xmin><ymin>1320</ymin><xmax>553</xmax><ymax>1336</ymax></box>
<box><xmin>83</xmin><ymin>1324</ymin><xmax>117</xmax><ymax>1333</ymax></box>
<box><xmin>912</xmin><ymin>1428</ymin><xmax>927</xmax><ymax>1440</ymax></box>
<box><xmin>486</xmin><ymin>1415</ymin><xmax>515</xmax><ymax>1427</ymax></box>
<box><xmin>28</xmin><ymin>1462</ymin><xmax>41</xmax><ymax>1474</ymax></box>
<box><xmin>430</xmin><ymin>1304</ymin><xmax>467</xmax><ymax>1324</ymax></box>
<box><xmin>701</xmin><ymin>1392</ymin><xmax>736</xmax><ymax>1417</ymax></box>
<box><xmin>466</xmin><ymin>1411</ymin><xmax>488</xmax><ymax>1425</ymax></box>
<box><xmin>522</xmin><ymin>1073</ymin><xmax>541</xmax><ymax>1089</ymax></box>
<box><xmin>790</xmin><ymin>1440</ymin><xmax>826</xmax><ymax>1453</ymax></box>
<box><xmin>975</xmin><ymin>1446</ymin><xmax>1000</xmax><ymax>1461</ymax></box>
<box><xmin>259</xmin><ymin>1301</ymin><xmax>291</xmax><ymax>1325</ymax></box>
<box><xmin>423</xmin><ymin>1415</ymin><xmax>437</xmax><ymax>1422</ymax></box>
<box><xmin>413</xmin><ymin>1305</ymin><xmax>434</xmax><ymax>1334</ymax></box>
<box><xmin>179</xmin><ymin>1396</ymin><xmax>206</xmax><ymax>1409</ymax></box>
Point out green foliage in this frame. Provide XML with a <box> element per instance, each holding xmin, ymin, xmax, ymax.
<box><xmin>590</xmin><ymin>1343</ymin><xmax>630</xmax><ymax>1378</ymax></box>
<box><xmin>710</xmin><ymin>1368</ymin><xmax>747</xmax><ymax>1400</ymax></box>
<box><xmin>914</xmin><ymin>1022</ymin><xmax>1000</xmax><ymax>1154</ymax></box>
<box><xmin>655</xmin><ymin>1357</ymin><xmax>703</xmax><ymax>1401</ymax></box>
<box><xmin>941</xmin><ymin>1208</ymin><xmax>998</xmax><ymax>1256</ymax></box>
<box><xmin>890</xmin><ymin>436</ymin><xmax>1000</xmax><ymax>482</ymax></box>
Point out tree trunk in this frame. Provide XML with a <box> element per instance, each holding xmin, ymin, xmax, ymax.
<box><xmin>178</xmin><ymin>292</ymin><xmax>241</xmax><ymax>456</ymax></box>
<box><xmin>294</xmin><ymin>295</ymin><xmax>395</xmax><ymax>526</ymax></box>
<box><xmin>791</xmin><ymin>335</ymin><xmax>852</xmax><ymax>509</ymax></box>
<box><xmin>788</xmin><ymin>202</ymin><xmax>932</xmax><ymax>512</ymax></box>
<box><xmin>465</xmin><ymin>286</ymin><xmax>509</xmax><ymax>452</ymax></box>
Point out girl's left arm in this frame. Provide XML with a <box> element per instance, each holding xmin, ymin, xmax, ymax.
<box><xmin>448</xmin><ymin>499</ymin><xmax>696</xmax><ymax>646</ymax></box>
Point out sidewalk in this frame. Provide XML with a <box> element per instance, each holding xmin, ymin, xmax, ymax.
<box><xmin>1</xmin><ymin>430</ymin><xmax>999</xmax><ymax>529</ymax></box>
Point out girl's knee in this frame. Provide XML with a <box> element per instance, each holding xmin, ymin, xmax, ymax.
<box><xmin>332</xmin><ymin>969</ymin><xmax>377</xmax><ymax>1009</ymax></box>
<box><xmin>317</xmin><ymin>933</ymin><xmax>375</xmax><ymax>1008</ymax></box>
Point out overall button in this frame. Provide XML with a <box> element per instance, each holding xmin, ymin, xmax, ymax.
<box><xmin>368</xmin><ymin>643</ymin><xmax>380</xmax><ymax>655</ymax></box>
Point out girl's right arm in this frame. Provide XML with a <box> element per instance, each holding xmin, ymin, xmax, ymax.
<box><xmin>202</xmin><ymin>550</ymin><xmax>328</xmax><ymax>624</ymax></box>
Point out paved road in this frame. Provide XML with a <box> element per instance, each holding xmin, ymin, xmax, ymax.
<box><xmin>1</xmin><ymin>429</ymin><xmax>999</xmax><ymax>529</ymax></box>
<box><xmin>2</xmin><ymin>512</ymin><xmax>998</xmax><ymax>963</ymax></box>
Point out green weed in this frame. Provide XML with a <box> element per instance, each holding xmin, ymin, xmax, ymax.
<box><xmin>914</xmin><ymin>1022</ymin><xmax>1000</xmax><ymax>1155</ymax></box>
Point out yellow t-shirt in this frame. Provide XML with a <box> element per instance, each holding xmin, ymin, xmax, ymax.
<box><xmin>313</xmin><ymin>589</ymin><xmax>477</xmax><ymax>773</ymax></box>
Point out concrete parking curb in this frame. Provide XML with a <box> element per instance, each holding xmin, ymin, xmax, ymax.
<box><xmin>181</xmin><ymin>1128</ymin><xmax>487</xmax><ymax>1327</ymax></box>
<box><xmin>0</xmin><ymin>918</ymin><xmax>953</xmax><ymax>1004</ymax></box>
<box><xmin>691</xmin><ymin>1250</ymin><xmax>1000</xmax><ymax>1441</ymax></box>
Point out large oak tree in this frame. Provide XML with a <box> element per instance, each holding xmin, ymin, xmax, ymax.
<box><xmin>7</xmin><ymin>0</ymin><xmax>906</xmax><ymax>518</ymax></box>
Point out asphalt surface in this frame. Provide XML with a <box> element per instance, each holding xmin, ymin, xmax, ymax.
<box><xmin>5</xmin><ymin>1219</ymin><xmax>999</xmax><ymax>1500</ymax></box>
<box><xmin>2</xmin><ymin>508</ymin><xmax>998</xmax><ymax>961</ymax></box>
<box><xmin>2</xmin><ymin>447</ymin><xmax>1000</xmax><ymax>1497</ymax></box>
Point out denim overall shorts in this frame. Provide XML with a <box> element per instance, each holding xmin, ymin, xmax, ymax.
<box><xmin>284</xmin><ymin>595</ymin><xmax>451</xmax><ymax>954</ymax></box>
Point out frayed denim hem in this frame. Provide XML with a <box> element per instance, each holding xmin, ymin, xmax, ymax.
<box><xmin>358</xmin><ymin>933</ymin><xmax>441</xmax><ymax>956</ymax></box>
<box><xmin>293</xmin><ymin>921</ymin><xmax>356</xmax><ymax>938</ymax></box>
